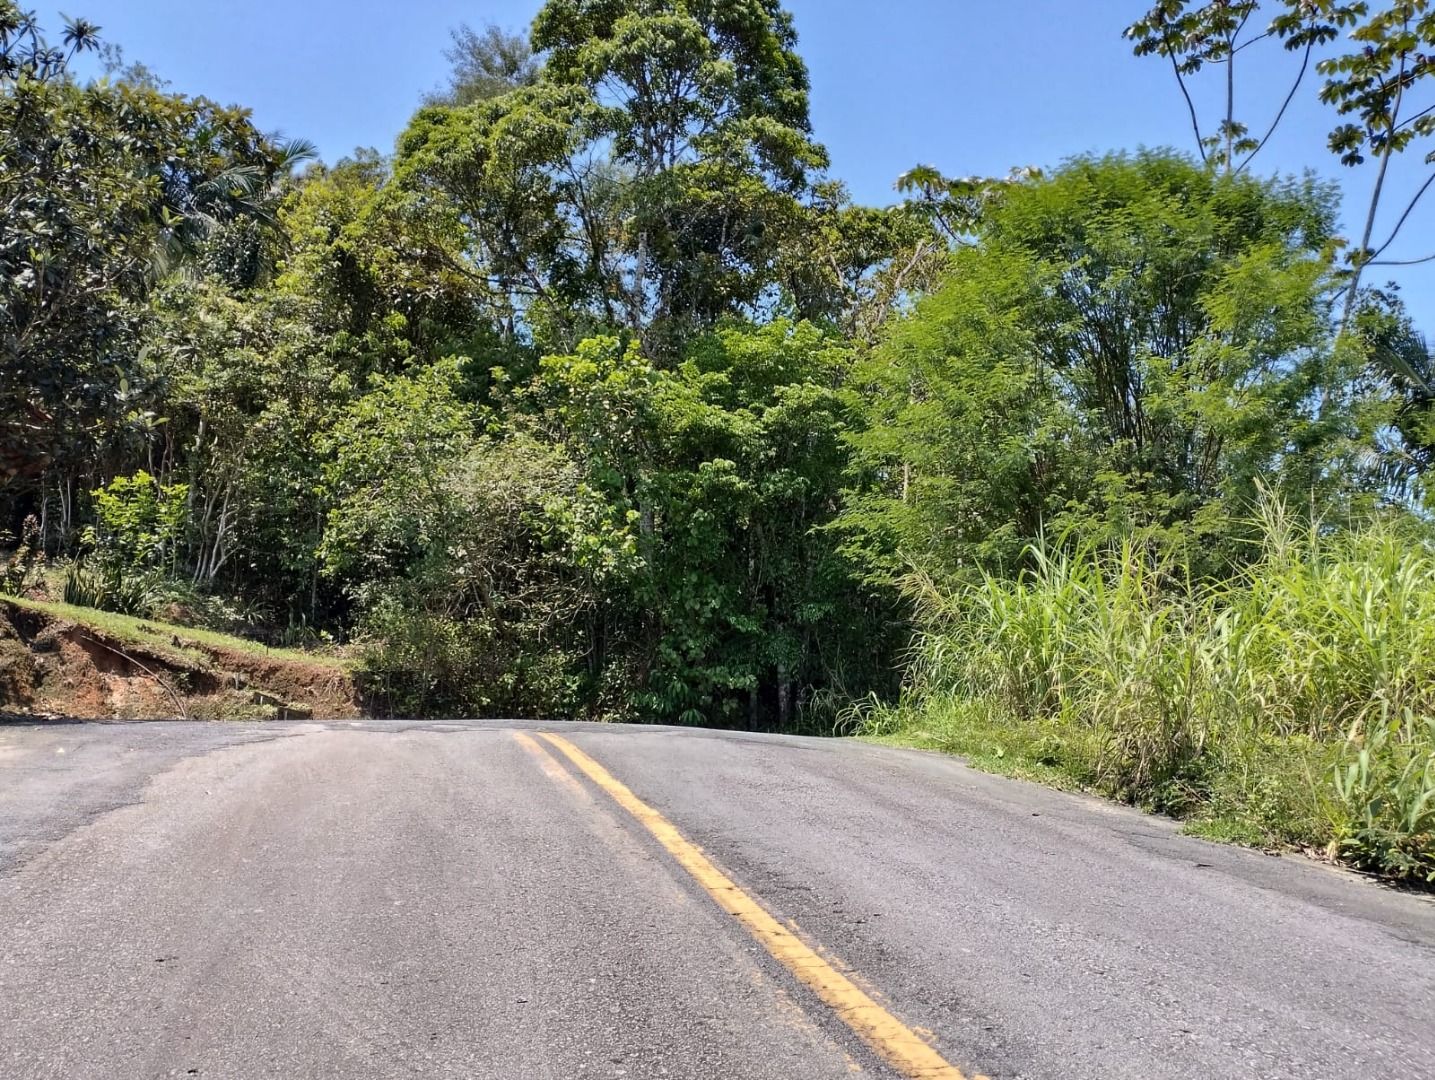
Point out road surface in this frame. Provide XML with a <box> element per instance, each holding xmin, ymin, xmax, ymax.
<box><xmin>1</xmin><ymin>719</ymin><xmax>1432</xmax><ymax>1080</ymax></box>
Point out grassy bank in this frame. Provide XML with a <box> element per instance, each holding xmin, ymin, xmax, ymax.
<box><xmin>1</xmin><ymin>595</ymin><xmax>360</xmax><ymax>722</ymax></box>
<box><xmin>851</xmin><ymin>507</ymin><xmax>1435</xmax><ymax>884</ymax></box>
<box><xmin>2</xmin><ymin>595</ymin><xmax>353</xmax><ymax>672</ymax></box>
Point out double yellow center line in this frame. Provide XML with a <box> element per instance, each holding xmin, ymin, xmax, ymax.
<box><xmin>519</xmin><ymin>730</ymin><xmax>982</xmax><ymax>1080</ymax></box>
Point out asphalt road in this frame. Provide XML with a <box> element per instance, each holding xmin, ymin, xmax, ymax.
<box><xmin>1</xmin><ymin>720</ymin><xmax>1432</xmax><ymax>1080</ymax></box>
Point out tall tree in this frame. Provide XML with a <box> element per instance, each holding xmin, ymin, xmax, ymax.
<box><xmin>393</xmin><ymin>83</ymin><xmax>607</xmax><ymax>352</ymax></box>
<box><xmin>841</xmin><ymin>153</ymin><xmax>1364</xmax><ymax>583</ymax></box>
<box><xmin>427</xmin><ymin>23</ymin><xmax>539</xmax><ymax>106</ymax></box>
<box><xmin>531</xmin><ymin>0</ymin><xmax>831</xmax><ymax>348</ymax></box>
<box><xmin>0</xmin><ymin>3</ymin><xmax>286</xmax><ymax>489</ymax></box>
<box><xmin>394</xmin><ymin>1</ymin><xmax>924</xmax><ymax>359</ymax></box>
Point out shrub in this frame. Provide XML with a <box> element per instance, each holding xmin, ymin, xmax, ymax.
<box><xmin>1334</xmin><ymin>708</ymin><xmax>1435</xmax><ymax>883</ymax></box>
<box><xmin>86</xmin><ymin>471</ymin><xmax>189</xmax><ymax>572</ymax></box>
<box><xmin>355</xmin><ymin>597</ymin><xmax>584</xmax><ymax>720</ymax></box>
<box><xmin>62</xmin><ymin>559</ymin><xmax>168</xmax><ymax>618</ymax></box>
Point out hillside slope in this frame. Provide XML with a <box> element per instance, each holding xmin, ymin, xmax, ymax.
<box><xmin>0</xmin><ymin>598</ymin><xmax>360</xmax><ymax>721</ymax></box>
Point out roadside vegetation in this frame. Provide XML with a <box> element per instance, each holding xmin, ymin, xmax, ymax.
<box><xmin>853</xmin><ymin>503</ymin><xmax>1435</xmax><ymax>883</ymax></box>
<box><xmin>3</xmin><ymin>1</ymin><xmax>1435</xmax><ymax>879</ymax></box>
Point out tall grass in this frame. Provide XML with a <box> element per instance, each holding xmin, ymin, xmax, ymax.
<box><xmin>869</xmin><ymin>504</ymin><xmax>1435</xmax><ymax>883</ymax></box>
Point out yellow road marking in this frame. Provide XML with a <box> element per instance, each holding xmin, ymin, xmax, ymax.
<box><xmin>512</xmin><ymin>731</ymin><xmax>593</xmax><ymax>799</ymax></box>
<box><xmin>534</xmin><ymin>732</ymin><xmax>982</xmax><ymax>1080</ymax></box>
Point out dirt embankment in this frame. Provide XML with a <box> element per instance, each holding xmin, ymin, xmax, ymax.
<box><xmin>0</xmin><ymin>602</ymin><xmax>361</xmax><ymax>721</ymax></box>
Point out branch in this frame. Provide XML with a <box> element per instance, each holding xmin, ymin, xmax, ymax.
<box><xmin>1369</xmin><ymin>251</ymin><xmax>1435</xmax><ymax>266</ymax></box>
<box><xmin>1371</xmin><ymin>172</ymin><xmax>1435</xmax><ymax>260</ymax></box>
<box><xmin>1170</xmin><ymin>54</ymin><xmax>1208</xmax><ymax>165</ymax></box>
<box><xmin>1237</xmin><ymin>37</ymin><xmax>1314</xmax><ymax>174</ymax></box>
<box><xmin>1394</xmin><ymin>102</ymin><xmax>1435</xmax><ymax>133</ymax></box>
<box><xmin>1230</xmin><ymin>27</ymin><xmax>1275</xmax><ymax>54</ymax></box>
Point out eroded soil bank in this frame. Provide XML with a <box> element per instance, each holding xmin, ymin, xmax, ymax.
<box><xmin>0</xmin><ymin>601</ymin><xmax>360</xmax><ymax>721</ymax></box>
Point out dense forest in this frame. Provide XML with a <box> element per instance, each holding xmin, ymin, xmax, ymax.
<box><xmin>3</xmin><ymin>0</ymin><xmax>1434</xmax><ymax>879</ymax></box>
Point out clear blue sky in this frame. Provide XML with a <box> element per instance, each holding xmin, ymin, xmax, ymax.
<box><xmin>36</xmin><ymin>0</ymin><xmax>1435</xmax><ymax>321</ymax></box>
